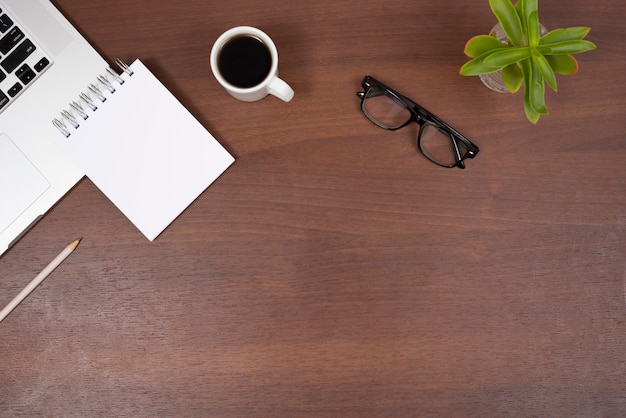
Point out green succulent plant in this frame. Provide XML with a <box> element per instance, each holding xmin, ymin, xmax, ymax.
<box><xmin>460</xmin><ymin>0</ymin><xmax>596</xmax><ymax>123</ymax></box>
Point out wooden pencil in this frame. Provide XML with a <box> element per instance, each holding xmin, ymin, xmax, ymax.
<box><xmin>0</xmin><ymin>239</ymin><xmax>81</xmax><ymax>323</ymax></box>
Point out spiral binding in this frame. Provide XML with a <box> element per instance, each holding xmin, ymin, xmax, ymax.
<box><xmin>52</xmin><ymin>59</ymin><xmax>134</xmax><ymax>138</ymax></box>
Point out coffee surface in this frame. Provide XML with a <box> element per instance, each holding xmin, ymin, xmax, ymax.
<box><xmin>217</xmin><ymin>36</ymin><xmax>272</xmax><ymax>88</ymax></box>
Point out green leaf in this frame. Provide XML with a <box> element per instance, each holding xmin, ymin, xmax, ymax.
<box><xmin>520</xmin><ymin>59</ymin><xmax>541</xmax><ymax>123</ymax></box>
<box><xmin>459</xmin><ymin>59</ymin><xmax>490</xmax><ymax>76</ymax></box>
<box><xmin>482</xmin><ymin>47</ymin><xmax>531</xmax><ymax>68</ymax></box>
<box><xmin>514</xmin><ymin>1</ymin><xmax>526</xmax><ymax>35</ymax></box>
<box><xmin>521</xmin><ymin>0</ymin><xmax>538</xmax><ymax>30</ymax></box>
<box><xmin>537</xmin><ymin>40</ymin><xmax>597</xmax><ymax>55</ymax></box>
<box><xmin>489</xmin><ymin>0</ymin><xmax>524</xmax><ymax>46</ymax></box>
<box><xmin>527</xmin><ymin>11</ymin><xmax>540</xmax><ymax>47</ymax></box>
<box><xmin>540</xmin><ymin>27</ymin><xmax>591</xmax><ymax>44</ymax></box>
<box><xmin>529</xmin><ymin>60</ymin><xmax>548</xmax><ymax>115</ymax></box>
<box><xmin>520</xmin><ymin>0</ymin><xmax>540</xmax><ymax>51</ymax></box>
<box><xmin>524</xmin><ymin>100</ymin><xmax>540</xmax><ymax>123</ymax></box>
<box><xmin>546</xmin><ymin>54</ymin><xmax>579</xmax><ymax>75</ymax></box>
<box><xmin>502</xmin><ymin>63</ymin><xmax>523</xmax><ymax>93</ymax></box>
<box><xmin>530</xmin><ymin>82</ymin><xmax>547</xmax><ymax>115</ymax></box>
<box><xmin>532</xmin><ymin>48</ymin><xmax>557</xmax><ymax>91</ymax></box>
<box><xmin>460</xmin><ymin>54</ymin><xmax>501</xmax><ymax>76</ymax></box>
<box><xmin>464</xmin><ymin>35</ymin><xmax>507</xmax><ymax>58</ymax></box>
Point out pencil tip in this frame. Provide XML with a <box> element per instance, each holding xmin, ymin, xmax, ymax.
<box><xmin>69</xmin><ymin>238</ymin><xmax>82</xmax><ymax>250</ymax></box>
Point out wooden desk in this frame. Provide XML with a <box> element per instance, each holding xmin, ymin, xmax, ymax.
<box><xmin>2</xmin><ymin>0</ymin><xmax>625</xmax><ymax>415</ymax></box>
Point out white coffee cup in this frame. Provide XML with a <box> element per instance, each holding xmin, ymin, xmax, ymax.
<box><xmin>210</xmin><ymin>26</ymin><xmax>294</xmax><ymax>102</ymax></box>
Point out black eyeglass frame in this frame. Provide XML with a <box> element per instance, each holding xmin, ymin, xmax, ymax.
<box><xmin>357</xmin><ymin>76</ymin><xmax>479</xmax><ymax>169</ymax></box>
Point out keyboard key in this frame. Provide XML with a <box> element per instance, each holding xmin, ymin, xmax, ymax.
<box><xmin>0</xmin><ymin>9</ymin><xmax>53</xmax><ymax>115</ymax></box>
<box><xmin>0</xmin><ymin>13</ymin><xmax>12</xmax><ymax>34</ymax></box>
<box><xmin>16</xmin><ymin>64</ymin><xmax>35</xmax><ymax>84</ymax></box>
<box><xmin>0</xmin><ymin>26</ymin><xmax>24</xmax><ymax>54</ymax></box>
<box><xmin>34</xmin><ymin>57</ymin><xmax>49</xmax><ymax>72</ymax></box>
<box><xmin>7</xmin><ymin>82</ymin><xmax>22</xmax><ymax>97</ymax></box>
<box><xmin>1</xmin><ymin>39</ymin><xmax>35</xmax><ymax>73</ymax></box>
<box><xmin>0</xmin><ymin>90</ymin><xmax>8</xmax><ymax>109</ymax></box>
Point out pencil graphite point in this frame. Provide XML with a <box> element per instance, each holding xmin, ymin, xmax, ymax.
<box><xmin>69</xmin><ymin>238</ymin><xmax>82</xmax><ymax>250</ymax></box>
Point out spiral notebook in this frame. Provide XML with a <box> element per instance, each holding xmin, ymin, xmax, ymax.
<box><xmin>52</xmin><ymin>59</ymin><xmax>235</xmax><ymax>240</ymax></box>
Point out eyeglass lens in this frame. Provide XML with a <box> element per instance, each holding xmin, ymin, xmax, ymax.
<box><xmin>362</xmin><ymin>87</ymin><xmax>412</xmax><ymax>129</ymax></box>
<box><xmin>419</xmin><ymin>124</ymin><xmax>468</xmax><ymax>167</ymax></box>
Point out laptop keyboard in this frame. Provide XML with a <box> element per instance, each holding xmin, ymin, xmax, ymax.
<box><xmin>0</xmin><ymin>6</ymin><xmax>52</xmax><ymax>114</ymax></box>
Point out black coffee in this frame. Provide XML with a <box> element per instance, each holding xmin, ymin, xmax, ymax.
<box><xmin>217</xmin><ymin>35</ymin><xmax>272</xmax><ymax>88</ymax></box>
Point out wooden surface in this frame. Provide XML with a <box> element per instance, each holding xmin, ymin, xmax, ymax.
<box><xmin>1</xmin><ymin>0</ymin><xmax>625</xmax><ymax>416</ymax></box>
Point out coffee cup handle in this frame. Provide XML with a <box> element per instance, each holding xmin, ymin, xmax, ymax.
<box><xmin>267</xmin><ymin>76</ymin><xmax>294</xmax><ymax>102</ymax></box>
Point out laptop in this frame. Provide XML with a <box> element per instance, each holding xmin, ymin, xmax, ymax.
<box><xmin>0</xmin><ymin>0</ymin><xmax>107</xmax><ymax>256</ymax></box>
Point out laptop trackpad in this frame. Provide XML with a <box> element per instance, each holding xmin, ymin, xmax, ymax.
<box><xmin>0</xmin><ymin>133</ymin><xmax>50</xmax><ymax>233</ymax></box>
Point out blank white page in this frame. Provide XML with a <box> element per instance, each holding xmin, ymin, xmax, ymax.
<box><xmin>55</xmin><ymin>60</ymin><xmax>234</xmax><ymax>240</ymax></box>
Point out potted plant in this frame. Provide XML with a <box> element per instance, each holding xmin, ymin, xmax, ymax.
<box><xmin>459</xmin><ymin>0</ymin><xmax>596</xmax><ymax>123</ymax></box>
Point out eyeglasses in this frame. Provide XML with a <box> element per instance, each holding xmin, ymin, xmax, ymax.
<box><xmin>357</xmin><ymin>76</ymin><xmax>479</xmax><ymax>169</ymax></box>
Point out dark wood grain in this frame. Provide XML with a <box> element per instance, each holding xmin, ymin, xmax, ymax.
<box><xmin>1</xmin><ymin>0</ymin><xmax>625</xmax><ymax>416</ymax></box>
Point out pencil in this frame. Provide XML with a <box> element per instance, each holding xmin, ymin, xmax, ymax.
<box><xmin>0</xmin><ymin>239</ymin><xmax>81</xmax><ymax>323</ymax></box>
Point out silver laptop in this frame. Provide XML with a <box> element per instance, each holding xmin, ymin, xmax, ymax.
<box><xmin>0</xmin><ymin>0</ymin><xmax>107</xmax><ymax>255</ymax></box>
